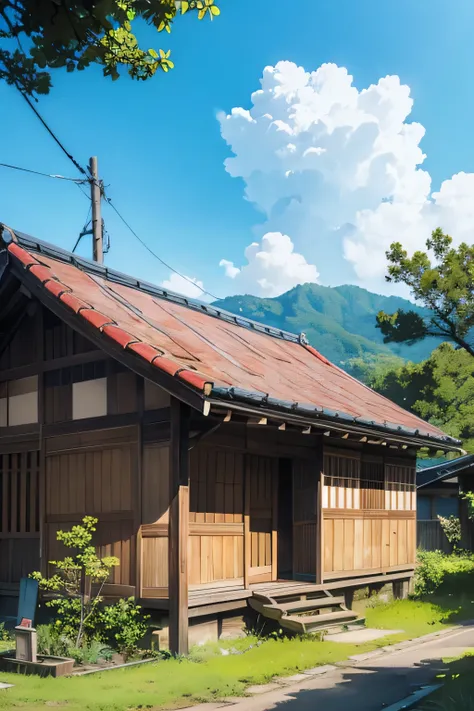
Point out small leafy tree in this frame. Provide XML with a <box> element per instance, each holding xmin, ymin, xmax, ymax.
<box><xmin>376</xmin><ymin>228</ymin><xmax>474</xmax><ymax>358</ymax></box>
<box><xmin>31</xmin><ymin>516</ymin><xmax>119</xmax><ymax>648</ymax></box>
<box><xmin>438</xmin><ymin>515</ymin><xmax>462</xmax><ymax>548</ymax></box>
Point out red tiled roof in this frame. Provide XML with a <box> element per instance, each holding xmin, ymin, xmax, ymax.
<box><xmin>2</xmin><ymin>230</ymin><xmax>457</xmax><ymax>446</ymax></box>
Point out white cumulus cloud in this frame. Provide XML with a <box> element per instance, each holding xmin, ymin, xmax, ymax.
<box><xmin>218</xmin><ymin>61</ymin><xmax>474</xmax><ymax>293</ymax></box>
<box><xmin>161</xmin><ymin>272</ymin><xmax>207</xmax><ymax>300</ymax></box>
<box><xmin>219</xmin><ymin>232</ymin><xmax>319</xmax><ymax>297</ymax></box>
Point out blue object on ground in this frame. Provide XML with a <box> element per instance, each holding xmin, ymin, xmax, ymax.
<box><xmin>16</xmin><ymin>577</ymin><xmax>38</xmax><ymax>626</ymax></box>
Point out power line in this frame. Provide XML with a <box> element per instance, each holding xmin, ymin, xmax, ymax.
<box><xmin>0</xmin><ymin>162</ymin><xmax>88</xmax><ymax>183</ymax></box>
<box><xmin>16</xmin><ymin>87</ymin><xmax>89</xmax><ymax>177</ymax></box>
<box><xmin>104</xmin><ymin>195</ymin><xmax>221</xmax><ymax>302</ymax></box>
<box><xmin>10</xmin><ymin>87</ymin><xmax>218</xmax><ymax>302</ymax></box>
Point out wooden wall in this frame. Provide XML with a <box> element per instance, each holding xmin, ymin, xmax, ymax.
<box><xmin>189</xmin><ymin>447</ymin><xmax>244</xmax><ymax>586</ymax></box>
<box><xmin>141</xmin><ymin>444</ymin><xmax>169</xmax><ymax>597</ymax></box>
<box><xmin>322</xmin><ymin>448</ymin><xmax>417</xmax><ymax>580</ymax></box>
<box><xmin>140</xmin><ymin>444</ymin><xmax>246</xmax><ymax>594</ymax></box>
<box><xmin>246</xmin><ymin>455</ymin><xmax>277</xmax><ymax>584</ymax></box>
<box><xmin>293</xmin><ymin>459</ymin><xmax>317</xmax><ymax>579</ymax></box>
<box><xmin>44</xmin><ymin>427</ymin><xmax>138</xmax><ymax>592</ymax></box>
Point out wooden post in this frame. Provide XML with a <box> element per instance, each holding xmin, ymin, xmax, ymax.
<box><xmin>168</xmin><ymin>397</ymin><xmax>190</xmax><ymax>656</ymax></box>
<box><xmin>136</xmin><ymin>376</ymin><xmax>144</xmax><ymax>599</ymax></box>
<box><xmin>89</xmin><ymin>156</ymin><xmax>103</xmax><ymax>264</ymax></box>
<box><xmin>243</xmin><ymin>455</ymin><xmax>251</xmax><ymax>588</ymax></box>
<box><xmin>315</xmin><ymin>444</ymin><xmax>324</xmax><ymax>585</ymax></box>
<box><xmin>271</xmin><ymin>466</ymin><xmax>278</xmax><ymax>582</ymax></box>
<box><xmin>392</xmin><ymin>579</ymin><xmax>409</xmax><ymax>600</ymax></box>
<box><xmin>316</xmin><ymin>472</ymin><xmax>323</xmax><ymax>585</ymax></box>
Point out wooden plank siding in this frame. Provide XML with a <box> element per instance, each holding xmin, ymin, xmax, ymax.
<box><xmin>141</xmin><ymin>444</ymin><xmax>247</xmax><ymax>593</ymax></box>
<box><xmin>189</xmin><ymin>446</ymin><xmax>244</xmax><ymax>586</ymax></box>
<box><xmin>322</xmin><ymin>448</ymin><xmax>417</xmax><ymax>579</ymax></box>
<box><xmin>44</xmin><ymin>427</ymin><xmax>139</xmax><ymax>590</ymax></box>
<box><xmin>0</xmin><ymin>450</ymin><xmax>40</xmax><ymax>584</ymax></box>
<box><xmin>141</xmin><ymin>444</ymin><xmax>170</xmax><ymax>596</ymax></box>
<box><xmin>247</xmin><ymin>455</ymin><xmax>277</xmax><ymax>584</ymax></box>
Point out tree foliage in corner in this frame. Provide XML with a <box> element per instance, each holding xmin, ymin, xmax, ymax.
<box><xmin>364</xmin><ymin>343</ymin><xmax>474</xmax><ymax>453</ymax></box>
<box><xmin>376</xmin><ymin>228</ymin><xmax>474</xmax><ymax>358</ymax></box>
<box><xmin>0</xmin><ymin>0</ymin><xmax>219</xmax><ymax>96</ymax></box>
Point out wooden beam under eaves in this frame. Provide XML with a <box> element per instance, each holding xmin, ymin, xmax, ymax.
<box><xmin>247</xmin><ymin>416</ymin><xmax>268</xmax><ymax>426</ymax></box>
<box><xmin>302</xmin><ymin>426</ymin><xmax>311</xmax><ymax>435</ymax></box>
<box><xmin>278</xmin><ymin>422</ymin><xmax>286</xmax><ymax>431</ymax></box>
<box><xmin>224</xmin><ymin>410</ymin><xmax>232</xmax><ymax>422</ymax></box>
<box><xmin>341</xmin><ymin>433</ymin><xmax>349</xmax><ymax>439</ymax></box>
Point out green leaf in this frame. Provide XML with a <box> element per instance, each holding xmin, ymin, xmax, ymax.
<box><xmin>210</xmin><ymin>5</ymin><xmax>220</xmax><ymax>15</ymax></box>
<box><xmin>159</xmin><ymin>48</ymin><xmax>166</xmax><ymax>58</ymax></box>
<box><xmin>181</xmin><ymin>0</ymin><xmax>189</xmax><ymax>13</ymax></box>
<box><xmin>149</xmin><ymin>48</ymin><xmax>158</xmax><ymax>58</ymax></box>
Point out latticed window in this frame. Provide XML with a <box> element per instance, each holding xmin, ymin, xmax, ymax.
<box><xmin>0</xmin><ymin>451</ymin><xmax>40</xmax><ymax>534</ymax></box>
<box><xmin>385</xmin><ymin>463</ymin><xmax>416</xmax><ymax>511</ymax></box>
<box><xmin>322</xmin><ymin>452</ymin><xmax>416</xmax><ymax>511</ymax></box>
<box><xmin>322</xmin><ymin>453</ymin><xmax>360</xmax><ymax>509</ymax></box>
<box><xmin>360</xmin><ymin>457</ymin><xmax>385</xmax><ymax>509</ymax></box>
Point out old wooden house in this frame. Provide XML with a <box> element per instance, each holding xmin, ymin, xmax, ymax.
<box><xmin>417</xmin><ymin>455</ymin><xmax>474</xmax><ymax>552</ymax></box>
<box><xmin>0</xmin><ymin>227</ymin><xmax>461</xmax><ymax>653</ymax></box>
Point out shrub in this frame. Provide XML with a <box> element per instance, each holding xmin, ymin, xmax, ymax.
<box><xmin>414</xmin><ymin>549</ymin><xmax>474</xmax><ymax>597</ymax></box>
<box><xmin>36</xmin><ymin>624</ymin><xmax>70</xmax><ymax>657</ymax></box>
<box><xmin>67</xmin><ymin>640</ymin><xmax>113</xmax><ymax>665</ymax></box>
<box><xmin>101</xmin><ymin>598</ymin><xmax>149</xmax><ymax>657</ymax></box>
<box><xmin>0</xmin><ymin>622</ymin><xmax>11</xmax><ymax>643</ymax></box>
<box><xmin>415</xmin><ymin>550</ymin><xmax>446</xmax><ymax>596</ymax></box>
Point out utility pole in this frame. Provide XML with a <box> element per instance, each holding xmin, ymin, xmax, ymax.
<box><xmin>89</xmin><ymin>156</ymin><xmax>103</xmax><ymax>264</ymax></box>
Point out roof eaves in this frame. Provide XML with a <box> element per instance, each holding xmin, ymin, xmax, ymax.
<box><xmin>209</xmin><ymin>385</ymin><xmax>462</xmax><ymax>449</ymax></box>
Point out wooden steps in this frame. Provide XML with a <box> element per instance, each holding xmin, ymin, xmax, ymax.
<box><xmin>249</xmin><ymin>586</ymin><xmax>360</xmax><ymax>634</ymax></box>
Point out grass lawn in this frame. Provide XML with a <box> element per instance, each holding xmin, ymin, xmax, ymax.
<box><xmin>2</xmin><ymin>566</ymin><xmax>474</xmax><ymax>711</ymax></box>
<box><xmin>0</xmin><ymin>598</ymin><xmax>467</xmax><ymax>711</ymax></box>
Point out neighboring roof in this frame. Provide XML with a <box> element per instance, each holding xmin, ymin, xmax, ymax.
<box><xmin>0</xmin><ymin>226</ymin><xmax>461</xmax><ymax>449</ymax></box>
<box><xmin>417</xmin><ymin>454</ymin><xmax>474</xmax><ymax>488</ymax></box>
<box><xmin>416</xmin><ymin>457</ymin><xmax>450</xmax><ymax>471</ymax></box>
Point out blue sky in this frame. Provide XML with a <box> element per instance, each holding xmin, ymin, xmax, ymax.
<box><xmin>1</xmin><ymin>0</ymin><xmax>474</xmax><ymax>300</ymax></box>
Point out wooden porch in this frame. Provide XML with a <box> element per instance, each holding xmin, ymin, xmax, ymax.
<box><xmin>142</xmin><ymin>569</ymin><xmax>414</xmax><ymax>616</ymax></box>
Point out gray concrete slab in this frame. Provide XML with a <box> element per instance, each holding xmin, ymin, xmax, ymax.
<box><xmin>328</xmin><ymin>628</ymin><xmax>402</xmax><ymax>644</ymax></box>
<box><xmin>277</xmin><ymin>675</ymin><xmax>308</xmax><ymax>685</ymax></box>
<box><xmin>302</xmin><ymin>665</ymin><xmax>336</xmax><ymax>676</ymax></box>
<box><xmin>245</xmin><ymin>684</ymin><xmax>281</xmax><ymax>695</ymax></box>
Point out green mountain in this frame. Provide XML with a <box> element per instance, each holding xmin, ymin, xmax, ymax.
<box><xmin>212</xmin><ymin>283</ymin><xmax>442</xmax><ymax>369</ymax></box>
